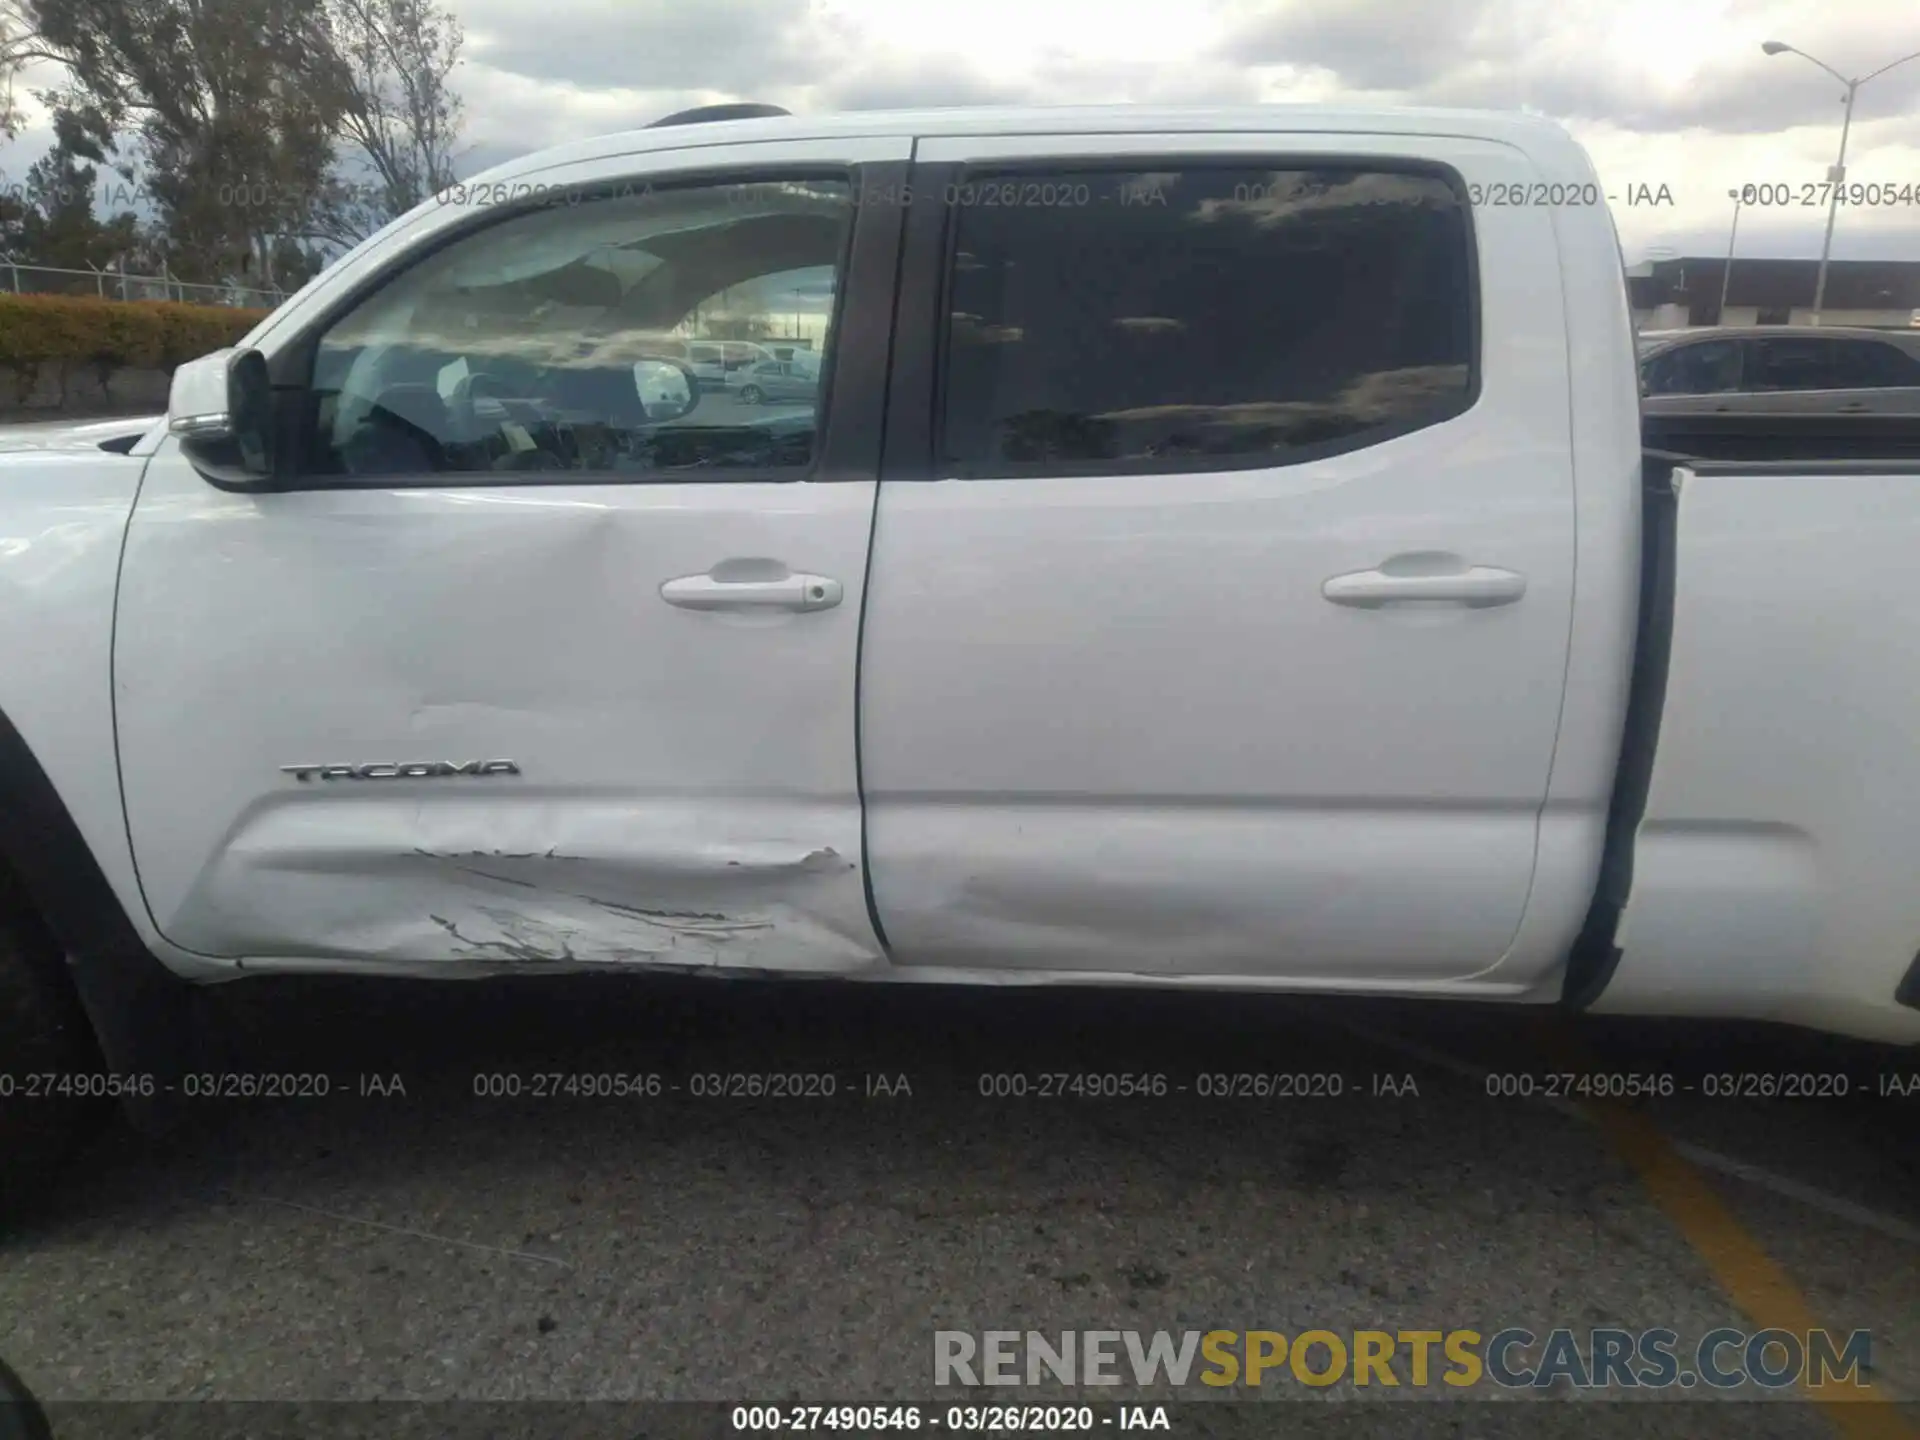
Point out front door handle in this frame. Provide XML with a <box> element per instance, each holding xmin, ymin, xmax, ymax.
<box><xmin>661</xmin><ymin>571</ymin><xmax>843</xmax><ymax>612</ymax></box>
<box><xmin>1322</xmin><ymin>563</ymin><xmax>1526</xmax><ymax>608</ymax></box>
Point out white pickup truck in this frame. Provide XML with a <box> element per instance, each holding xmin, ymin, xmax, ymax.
<box><xmin>4</xmin><ymin>104</ymin><xmax>1918</xmax><ymax>1198</ymax></box>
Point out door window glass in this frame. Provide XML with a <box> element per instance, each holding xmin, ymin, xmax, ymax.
<box><xmin>1743</xmin><ymin>337</ymin><xmax>1840</xmax><ymax>392</ymax></box>
<box><xmin>306</xmin><ymin>178</ymin><xmax>852</xmax><ymax>481</ymax></box>
<box><xmin>938</xmin><ymin>165</ymin><xmax>1476</xmax><ymax>474</ymax></box>
<box><xmin>1831</xmin><ymin>340</ymin><xmax>1920</xmax><ymax>389</ymax></box>
<box><xmin>1642</xmin><ymin>340</ymin><xmax>1741</xmax><ymax>395</ymax></box>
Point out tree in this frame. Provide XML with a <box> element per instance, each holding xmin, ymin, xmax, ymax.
<box><xmin>1</xmin><ymin>0</ymin><xmax>45</xmax><ymax>138</ymax></box>
<box><xmin>316</xmin><ymin>0</ymin><xmax>462</xmax><ymax>243</ymax></box>
<box><xmin>12</xmin><ymin>131</ymin><xmax>141</xmax><ymax>270</ymax></box>
<box><xmin>14</xmin><ymin>0</ymin><xmax>465</xmax><ymax>281</ymax></box>
<box><xmin>26</xmin><ymin>0</ymin><xmax>347</xmax><ymax>284</ymax></box>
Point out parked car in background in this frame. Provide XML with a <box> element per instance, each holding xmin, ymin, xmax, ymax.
<box><xmin>680</xmin><ymin>341</ymin><xmax>778</xmax><ymax>390</ymax></box>
<box><xmin>776</xmin><ymin>347</ymin><xmax>824</xmax><ymax>380</ymax></box>
<box><xmin>736</xmin><ymin>359</ymin><xmax>818</xmax><ymax>405</ymax></box>
<box><xmin>1639</xmin><ymin>325</ymin><xmax>1920</xmax><ymax>415</ymax></box>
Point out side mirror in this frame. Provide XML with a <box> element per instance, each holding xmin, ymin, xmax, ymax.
<box><xmin>169</xmin><ymin>348</ymin><xmax>276</xmax><ymax>489</ymax></box>
<box><xmin>632</xmin><ymin>357</ymin><xmax>701</xmax><ymax>423</ymax></box>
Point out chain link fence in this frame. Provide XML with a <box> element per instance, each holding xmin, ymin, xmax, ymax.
<box><xmin>0</xmin><ymin>259</ymin><xmax>285</xmax><ymax>309</ymax></box>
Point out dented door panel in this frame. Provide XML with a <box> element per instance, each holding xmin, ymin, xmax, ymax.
<box><xmin>114</xmin><ymin>480</ymin><xmax>885</xmax><ymax>971</ymax></box>
<box><xmin>114</xmin><ymin>137</ymin><xmax>909</xmax><ymax>973</ymax></box>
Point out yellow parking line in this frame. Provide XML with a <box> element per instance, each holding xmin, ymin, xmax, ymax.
<box><xmin>1542</xmin><ymin>1022</ymin><xmax>1916</xmax><ymax>1440</ymax></box>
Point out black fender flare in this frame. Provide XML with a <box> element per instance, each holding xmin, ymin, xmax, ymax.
<box><xmin>0</xmin><ymin>703</ymin><xmax>199</xmax><ymax>1090</ymax></box>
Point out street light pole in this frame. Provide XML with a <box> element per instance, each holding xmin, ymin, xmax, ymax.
<box><xmin>1811</xmin><ymin>79</ymin><xmax>1856</xmax><ymax>323</ymax></box>
<box><xmin>1763</xmin><ymin>41</ymin><xmax>1920</xmax><ymax>326</ymax></box>
<box><xmin>1718</xmin><ymin>188</ymin><xmax>1743</xmax><ymax>324</ymax></box>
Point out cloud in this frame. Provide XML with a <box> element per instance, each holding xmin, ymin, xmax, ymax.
<box><xmin>4</xmin><ymin>0</ymin><xmax>1917</xmax><ymax>264</ymax></box>
<box><xmin>1213</xmin><ymin>0</ymin><xmax>1920</xmax><ymax>137</ymax></box>
<box><xmin>458</xmin><ymin>0</ymin><xmax>821</xmax><ymax>93</ymax></box>
<box><xmin>809</xmin><ymin>59</ymin><xmax>1037</xmax><ymax>113</ymax></box>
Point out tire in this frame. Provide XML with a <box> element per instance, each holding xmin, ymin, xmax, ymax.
<box><xmin>739</xmin><ymin>384</ymin><xmax>763</xmax><ymax>405</ymax></box>
<box><xmin>0</xmin><ymin>892</ymin><xmax>108</xmax><ymax>1221</ymax></box>
<box><xmin>0</xmin><ymin>1354</ymin><xmax>52</xmax><ymax>1440</ymax></box>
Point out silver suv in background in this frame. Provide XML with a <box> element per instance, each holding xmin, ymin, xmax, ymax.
<box><xmin>736</xmin><ymin>359</ymin><xmax>819</xmax><ymax>405</ymax></box>
<box><xmin>1639</xmin><ymin>326</ymin><xmax>1920</xmax><ymax>415</ymax></box>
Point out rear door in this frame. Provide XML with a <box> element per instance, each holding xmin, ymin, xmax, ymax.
<box><xmin>1829</xmin><ymin>337</ymin><xmax>1920</xmax><ymax>414</ymax></box>
<box><xmin>115</xmin><ymin>139</ymin><xmax>910</xmax><ymax>971</ymax></box>
<box><xmin>859</xmin><ymin>132</ymin><xmax>1577</xmax><ymax>980</ymax></box>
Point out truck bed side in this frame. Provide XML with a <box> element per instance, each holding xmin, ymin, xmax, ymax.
<box><xmin>1589</xmin><ymin>455</ymin><xmax>1920</xmax><ymax>1044</ymax></box>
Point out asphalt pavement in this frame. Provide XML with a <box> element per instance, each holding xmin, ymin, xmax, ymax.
<box><xmin>0</xmin><ymin>975</ymin><xmax>1914</xmax><ymax>1439</ymax></box>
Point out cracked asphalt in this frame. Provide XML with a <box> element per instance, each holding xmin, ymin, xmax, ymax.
<box><xmin>0</xmin><ymin>975</ymin><xmax>1915</xmax><ymax>1439</ymax></box>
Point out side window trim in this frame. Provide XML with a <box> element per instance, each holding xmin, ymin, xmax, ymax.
<box><xmin>1723</xmin><ymin>340</ymin><xmax>1748</xmax><ymax>392</ymax></box>
<box><xmin>878</xmin><ymin>161</ymin><xmax>960</xmax><ymax>485</ymax></box>
<box><xmin>916</xmin><ymin>154</ymin><xmax>1482</xmax><ymax>481</ymax></box>
<box><xmin>253</xmin><ymin>160</ymin><xmax>909</xmax><ymax>492</ymax></box>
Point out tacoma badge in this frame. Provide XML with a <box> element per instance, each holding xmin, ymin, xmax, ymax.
<box><xmin>279</xmin><ymin>760</ymin><xmax>521</xmax><ymax>782</ymax></box>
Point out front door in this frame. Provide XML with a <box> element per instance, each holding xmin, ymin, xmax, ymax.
<box><xmin>115</xmin><ymin>140</ymin><xmax>909</xmax><ymax>972</ymax></box>
<box><xmin>859</xmin><ymin>132</ymin><xmax>1577</xmax><ymax>981</ymax></box>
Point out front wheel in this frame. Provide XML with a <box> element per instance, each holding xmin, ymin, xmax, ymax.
<box><xmin>0</xmin><ymin>1354</ymin><xmax>53</xmax><ymax>1440</ymax></box>
<box><xmin>0</xmin><ymin>892</ymin><xmax>108</xmax><ymax>1219</ymax></box>
<box><xmin>739</xmin><ymin>384</ymin><xmax>764</xmax><ymax>405</ymax></box>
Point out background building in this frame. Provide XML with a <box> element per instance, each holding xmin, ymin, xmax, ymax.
<box><xmin>1629</xmin><ymin>257</ymin><xmax>1920</xmax><ymax>331</ymax></box>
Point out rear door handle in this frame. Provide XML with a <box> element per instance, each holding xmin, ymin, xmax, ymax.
<box><xmin>660</xmin><ymin>572</ymin><xmax>843</xmax><ymax>612</ymax></box>
<box><xmin>1322</xmin><ymin>564</ymin><xmax>1526</xmax><ymax>608</ymax></box>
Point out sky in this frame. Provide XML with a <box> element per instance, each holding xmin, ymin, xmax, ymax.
<box><xmin>4</xmin><ymin>0</ymin><xmax>1919</xmax><ymax>265</ymax></box>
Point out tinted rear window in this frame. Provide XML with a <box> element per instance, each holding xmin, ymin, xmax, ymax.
<box><xmin>939</xmin><ymin>165</ymin><xmax>1477</xmax><ymax>475</ymax></box>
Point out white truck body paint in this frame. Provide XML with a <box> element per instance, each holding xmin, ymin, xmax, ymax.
<box><xmin>863</xmin><ymin>128</ymin><xmax>1585</xmax><ymax>983</ymax></box>
<box><xmin>0</xmin><ymin>444</ymin><xmax>231</xmax><ymax>977</ymax></box>
<box><xmin>114</xmin><ymin>476</ymin><xmax>887</xmax><ymax>970</ymax></box>
<box><xmin>0</xmin><ymin>104</ymin><xmax>1915</xmax><ymax>1040</ymax></box>
<box><xmin>0</xmin><ymin>415</ymin><xmax>162</xmax><ymax>451</ymax></box>
<box><xmin>1601</xmin><ymin>467</ymin><xmax>1920</xmax><ymax>1044</ymax></box>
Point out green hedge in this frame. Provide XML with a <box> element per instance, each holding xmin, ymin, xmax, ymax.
<box><xmin>0</xmin><ymin>292</ymin><xmax>270</xmax><ymax>407</ymax></box>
